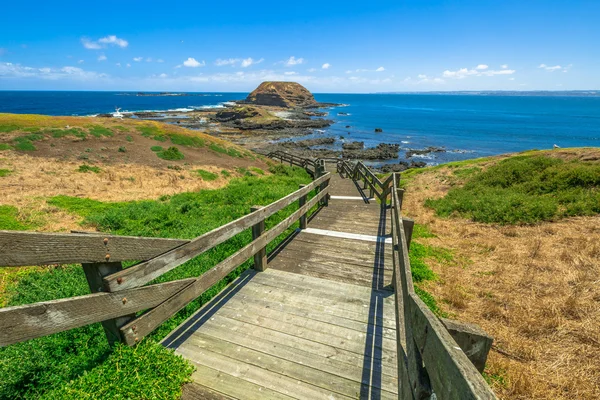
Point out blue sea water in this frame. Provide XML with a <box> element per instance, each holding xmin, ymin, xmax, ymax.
<box><xmin>0</xmin><ymin>91</ymin><xmax>598</xmax><ymax>165</ymax></box>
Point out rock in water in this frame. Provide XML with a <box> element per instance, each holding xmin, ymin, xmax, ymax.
<box><xmin>375</xmin><ymin>128</ymin><xmax>383</xmax><ymax>133</ymax></box>
<box><xmin>246</xmin><ymin>82</ymin><xmax>318</xmax><ymax>108</ymax></box>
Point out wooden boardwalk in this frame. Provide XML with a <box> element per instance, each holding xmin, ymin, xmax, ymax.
<box><xmin>163</xmin><ymin>163</ymin><xmax>399</xmax><ymax>399</ymax></box>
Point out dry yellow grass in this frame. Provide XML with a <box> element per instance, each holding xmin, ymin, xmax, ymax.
<box><xmin>403</xmin><ymin>150</ymin><xmax>600</xmax><ymax>399</ymax></box>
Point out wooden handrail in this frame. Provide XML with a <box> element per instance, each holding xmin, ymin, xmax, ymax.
<box><xmin>390</xmin><ymin>173</ymin><xmax>496</xmax><ymax>399</ymax></box>
<box><xmin>104</xmin><ymin>173</ymin><xmax>331</xmax><ymax>292</ymax></box>
<box><xmin>0</xmin><ymin>170</ymin><xmax>331</xmax><ymax>347</ymax></box>
<box><xmin>0</xmin><ymin>231</ymin><xmax>189</xmax><ymax>267</ymax></box>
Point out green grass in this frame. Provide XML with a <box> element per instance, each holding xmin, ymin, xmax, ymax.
<box><xmin>209</xmin><ymin>142</ymin><xmax>242</xmax><ymax>157</ymax></box>
<box><xmin>249</xmin><ymin>167</ymin><xmax>265</xmax><ymax>175</ymax></box>
<box><xmin>0</xmin><ymin>168</ymin><xmax>11</xmax><ymax>177</ymax></box>
<box><xmin>409</xmin><ymin>223</ymin><xmax>451</xmax><ymax>318</ymax></box>
<box><xmin>0</xmin><ymin>124</ymin><xmax>20</xmax><ymax>133</ymax></box>
<box><xmin>195</xmin><ymin>169</ymin><xmax>218</xmax><ymax>181</ymax></box>
<box><xmin>1</xmin><ymin>164</ymin><xmax>311</xmax><ymax>399</ymax></box>
<box><xmin>50</xmin><ymin>128</ymin><xmax>87</xmax><ymax>139</ymax></box>
<box><xmin>425</xmin><ymin>155</ymin><xmax>600</xmax><ymax>224</ymax></box>
<box><xmin>87</xmin><ymin>125</ymin><xmax>114</xmax><ymax>138</ymax></box>
<box><xmin>125</xmin><ymin>135</ymin><xmax>133</xmax><ymax>142</ymax></box>
<box><xmin>157</xmin><ymin>146</ymin><xmax>184</xmax><ymax>160</ymax></box>
<box><xmin>150</xmin><ymin>145</ymin><xmax>164</xmax><ymax>152</ymax></box>
<box><xmin>0</xmin><ymin>143</ymin><xmax>13</xmax><ymax>151</ymax></box>
<box><xmin>170</xmin><ymin>133</ymin><xmax>205</xmax><ymax>148</ymax></box>
<box><xmin>13</xmin><ymin>134</ymin><xmax>44</xmax><ymax>151</ymax></box>
<box><xmin>137</xmin><ymin>125</ymin><xmax>167</xmax><ymax>141</ymax></box>
<box><xmin>221</xmin><ymin>170</ymin><xmax>231</xmax><ymax>177</ymax></box>
<box><xmin>77</xmin><ymin>165</ymin><xmax>101</xmax><ymax>173</ymax></box>
<box><xmin>118</xmin><ymin>146</ymin><xmax>127</xmax><ymax>153</ymax></box>
<box><xmin>0</xmin><ymin>205</ymin><xmax>32</xmax><ymax>230</ymax></box>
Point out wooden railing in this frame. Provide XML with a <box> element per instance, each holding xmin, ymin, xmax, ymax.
<box><xmin>267</xmin><ymin>151</ymin><xmax>321</xmax><ymax>177</ymax></box>
<box><xmin>389</xmin><ymin>173</ymin><xmax>496</xmax><ymax>399</ymax></box>
<box><xmin>338</xmin><ymin>159</ymin><xmax>395</xmax><ymax>202</ymax></box>
<box><xmin>0</xmin><ymin>173</ymin><xmax>331</xmax><ymax>347</ymax></box>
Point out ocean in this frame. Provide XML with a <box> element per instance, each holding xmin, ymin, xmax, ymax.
<box><xmin>1</xmin><ymin>91</ymin><xmax>599</xmax><ymax>165</ymax></box>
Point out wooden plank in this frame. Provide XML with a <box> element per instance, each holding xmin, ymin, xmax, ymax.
<box><xmin>183</xmin><ymin>333</ymin><xmax>397</xmax><ymax>399</ymax></box>
<box><xmin>0</xmin><ymin>278</ymin><xmax>194</xmax><ymax>346</ymax></box>
<box><xmin>120</xmin><ymin>189</ymin><xmax>329</xmax><ymax>345</ymax></box>
<box><xmin>0</xmin><ymin>231</ymin><xmax>188</xmax><ymax>267</ymax></box>
<box><xmin>188</xmin><ymin>363</ymin><xmax>295</xmax><ymax>400</ymax></box>
<box><xmin>182</xmin><ymin>382</ymin><xmax>235</xmax><ymax>400</ymax></box>
<box><xmin>274</xmin><ymin>246</ymin><xmax>393</xmax><ymax>269</ymax></box>
<box><xmin>181</xmin><ymin>312</ymin><xmax>399</xmax><ymax>389</ymax></box>
<box><xmin>105</xmin><ymin>173</ymin><xmax>331</xmax><ymax>292</ymax></box>
<box><xmin>179</xmin><ymin>345</ymin><xmax>356</xmax><ymax>400</ymax></box>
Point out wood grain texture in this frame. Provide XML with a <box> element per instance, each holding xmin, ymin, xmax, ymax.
<box><xmin>0</xmin><ymin>278</ymin><xmax>194</xmax><ymax>346</ymax></box>
<box><xmin>0</xmin><ymin>231</ymin><xmax>188</xmax><ymax>267</ymax></box>
<box><xmin>104</xmin><ymin>173</ymin><xmax>331</xmax><ymax>292</ymax></box>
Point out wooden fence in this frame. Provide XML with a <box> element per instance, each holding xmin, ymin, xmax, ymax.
<box><xmin>0</xmin><ymin>172</ymin><xmax>331</xmax><ymax>347</ymax></box>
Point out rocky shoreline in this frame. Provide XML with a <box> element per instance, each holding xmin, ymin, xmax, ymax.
<box><xmin>98</xmin><ymin>81</ymin><xmax>451</xmax><ymax>174</ymax></box>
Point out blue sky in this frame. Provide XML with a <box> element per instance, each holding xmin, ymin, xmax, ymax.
<box><xmin>0</xmin><ymin>0</ymin><xmax>598</xmax><ymax>93</ymax></box>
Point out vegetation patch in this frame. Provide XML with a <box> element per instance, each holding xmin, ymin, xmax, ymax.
<box><xmin>13</xmin><ymin>134</ymin><xmax>44</xmax><ymax>151</ymax></box>
<box><xmin>150</xmin><ymin>145</ymin><xmax>164</xmax><ymax>152</ymax></box>
<box><xmin>195</xmin><ymin>169</ymin><xmax>218</xmax><ymax>181</ymax></box>
<box><xmin>0</xmin><ymin>124</ymin><xmax>20</xmax><ymax>133</ymax></box>
<box><xmin>221</xmin><ymin>170</ymin><xmax>231</xmax><ymax>177</ymax></box>
<box><xmin>50</xmin><ymin>128</ymin><xmax>87</xmax><ymax>139</ymax></box>
<box><xmin>0</xmin><ymin>168</ymin><xmax>11</xmax><ymax>177</ymax></box>
<box><xmin>87</xmin><ymin>125</ymin><xmax>114</xmax><ymax>138</ymax></box>
<box><xmin>0</xmin><ymin>165</ymin><xmax>311</xmax><ymax>399</ymax></box>
<box><xmin>425</xmin><ymin>155</ymin><xmax>600</xmax><ymax>224</ymax></box>
<box><xmin>77</xmin><ymin>165</ymin><xmax>101</xmax><ymax>173</ymax></box>
<box><xmin>209</xmin><ymin>142</ymin><xmax>243</xmax><ymax>158</ymax></box>
<box><xmin>157</xmin><ymin>146</ymin><xmax>184</xmax><ymax>161</ymax></box>
<box><xmin>0</xmin><ymin>205</ymin><xmax>31</xmax><ymax>230</ymax></box>
<box><xmin>0</xmin><ymin>143</ymin><xmax>13</xmax><ymax>151</ymax></box>
<box><xmin>169</xmin><ymin>133</ymin><xmax>205</xmax><ymax>148</ymax></box>
<box><xmin>137</xmin><ymin>125</ymin><xmax>166</xmax><ymax>141</ymax></box>
<box><xmin>250</xmin><ymin>167</ymin><xmax>265</xmax><ymax>175</ymax></box>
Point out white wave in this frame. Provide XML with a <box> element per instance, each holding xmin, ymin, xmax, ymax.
<box><xmin>401</xmin><ymin>141</ymin><xmax>410</xmax><ymax>144</ymax></box>
<box><xmin>410</xmin><ymin>154</ymin><xmax>435</xmax><ymax>160</ymax></box>
<box><xmin>168</xmin><ymin>108</ymin><xmax>195</xmax><ymax>112</ymax></box>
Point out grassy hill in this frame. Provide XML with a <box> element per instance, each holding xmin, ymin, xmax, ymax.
<box><xmin>399</xmin><ymin>148</ymin><xmax>600</xmax><ymax>399</ymax></box>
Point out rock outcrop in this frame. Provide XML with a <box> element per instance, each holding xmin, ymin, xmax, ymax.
<box><xmin>245</xmin><ymin>82</ymin><xmax>318</xmax><ymax>108</ymax></box>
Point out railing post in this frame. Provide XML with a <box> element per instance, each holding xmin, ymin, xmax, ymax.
<box><xmin>369</xmin><ymin>175</ymin><xmax>375</xmax><ymax>198</ymax></box>
<box><xmin>250</xmin><ymin>206</ymin><xmax>267</xmax><ymax>271</ymax></box>
<box><xmin>299</xmin><ymin>184</ymin><xmax>308</xmax><ymax>229</ymax></box>
<box><xmin>402</xmin><ymin>217</ymin><xmax>414</xmax><ymax>250</ymax></box>
<box><xmin>396</xmin><ymin>188</ymin><xmax>405</xmax><ymax>211</ymax></box>
<box><xmin>82</xmin><ymin>261</ymin><xmax>134</xmax><ymax>346</ymax></box>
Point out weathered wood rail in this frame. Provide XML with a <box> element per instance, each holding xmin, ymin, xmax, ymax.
<box><xmin>0</xmin><ymin>172</ymin><xmax>331</xmax><ymax>347</ymax></box>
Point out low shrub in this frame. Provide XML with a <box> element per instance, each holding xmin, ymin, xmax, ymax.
<box><xmin>157</xmin><ymin>146</ymin><xmax>184</xmax><ymax>161</ymax></box>
<box><xmin>195</xmin><ymin>169</ymin><xmax>218</xmax><ymax>181</ymax></box>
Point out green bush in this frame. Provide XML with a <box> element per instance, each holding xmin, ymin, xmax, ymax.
<box><xmin>426</xmin><ymin>155</ymin><xmax>600</xmax><ymax>224</ymax></box>
<box><xmin>169</xmin><ymin>134</ymin><xmax>205</xmax><ymax>148</ymax></box>
<box><xmin>195</xmin><ymin>169</ymin><xmax>218</xmax><ymax>181</ymax></box>
<box><xmin>0</xmin><ymin>169</ymin><xmax>11</xmax><ymax>177</ymax></box>
<box><xmin>157</xmin><ymin>146</ymin><xmax>184</xmax><ymax>160</ymax></box>
<box><xmin>87</xmin><ymin>125</ymin><xmax>114</xmax><ymax>138</ymax></box>
<box><xmin>221</xmin><ymin>170</ymin><xmax>231</xmax><ymax>177</ymax></box>
<box><xmin>118</xmin><ymin>146</ymin><xmax>127</xmax><ymax>153</ymax></box>
<box><xmin>0</xmin><ymin>143</ymin><xmax>13</xmax><ymax>151</ymax></box>
<box><xmin>13</xmin><ymin>134</ymin><xmax>44</xmax><ymax>151</ymax></box>
<box><xmin>150</xmin><ymin>145</ymin><xmax>164</xmax><ymax>152</ymax></box>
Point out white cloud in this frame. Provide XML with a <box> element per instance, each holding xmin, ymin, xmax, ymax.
<box><xmin>116</xmin><ymin>63</ymin><xmax>121</xmax><ymax>67</ymax></box>
<box><xmin>322</xmin><ymin>63</ymin><xmax>331</xmax><ymax>70</ymax></box>
<box><xmin>284</xmin><ymin>71</ymin><xmax>298</xmax><ymax>75</ymax></box>
<box><xmin>157</xmin><ymin>59</ymin><xmax>164</xmax><ymax>63</ymax></box>
<box><xmin>475</xmin><ymin>64</ymin><xmax>488</xmax><ymax>70</ymax></box>
<box><xmin>345</xmin><ymin>70</ymin><xmax>352</xmax><ymax>74</ymax></box>
<box><xmin>509</xmin><ymin>77</ymin><xmax>515</xmax><ymax>81</ymax></box>
<box><xmin>133</xmin><ymin>57</ymin><xmax>143</xmax><ymax>62</ymax></box>
<box><xmin>183</xmin><ymin>57</ymin><xmax>205</xmax><ymax>67</ymax></box>
<box><xmin>81</xmin><ymin>35</ymin><xmax>128</xmax><ymax>49</ymax></box>
<box><xmin>283</xmin><ymin>56</ymin><xmax>305</xmax><ymax>66</ymax></box>
<box><xmin>97</xmin><ymin>54</ymin><xmax>107</xmax><ymax>61</ymax></box>
<box><xmin>241</xmin><ymin>57</ymin><xmax>264</xmax><ymax>68</ymax></box>
<box><xmin>417</xmin><ymin>74</ymin><xmax>427</xmax><ymax>79</ymax></box>
<box><xmin>376</xmin><ymin>66</ymin><xmax>385</xmax><ymax>72</ymax></box>
<box><xmin>98</xmin><ymin>35</ymin><xmax>128</xmax><ymax>48</ymax></box>
<box><xmin>443</xmin><ymin>66</ymin><xmax>515</xmax><ymax>79</ymax></box>
<box><xmin>78</xmin><ymin>60</ymin><xmax>84</xmax><ymax>64</ymax></box>
<box><xmin>404</xmin><ymin>75</ymin><xmax>445</xmax><ymax>85</ymax></box>
<box><xmin>501</xmin><ymin>64</ymin><xmax>509</xmax><ymax>69</ymax></box>
<box><xmin>126</xmin><ymin>63</ymin><xmax>131</xmax><ymax>68</ymax></box>
<box><xmin>539</xmin><ymin>63</ymin><xmax>571</xmax><ymax>72</ymax></box>
<box><xmin>159</xmin><ymin>73</ymin><xmax>167</xmax><ymax>78</ymax></box>
<box><xmin>0</xmin><ymin>62</ymin><xmax>109</xmax><ymax>81</ymax></box>
<box><xmin>146</xmin><ymin>57</ymin><xmax>152</xmax><ymax>62</ymax></box>
<box><xmin>215</xmin><ymin>58</ymin><xmax>239</xmax><ymax>66</ymax></box>
<box><xmin>308</xmin><ymin>68</ymin><xmax>317</xmax><ymax>73</ymax></box>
